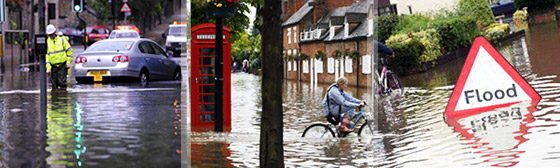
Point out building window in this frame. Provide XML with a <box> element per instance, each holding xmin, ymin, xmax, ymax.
<box><xmin>368</xmin><ymin>19</ymin><xmax>374</xmax><ymax>35</ymax></box>
<box><xmin>408</xmin><ymin>6</ymin><xmax>413</xmax><ymax>14</ymax></box>
<box><xmin>293</xmin><ymin>26</ymin><xmax>297</xmax><ymax>43</ymax></box>
<box><xmin>293</xmin><ymin>49</ymin><xmax>297</xmax><ymax>71</ymax></box>
<box><xmin>316</xmin><ymin>59</ymin><xmax>323</xmax><ymax>73</ymax></box>
<box><xmin>303</xmin><ymin>60</ymin><xmax>309</xmax><ymax>74</ymax></box>
<box><xmin>345</xmin><ymin>56</ymin><xmax>353</xmax><ymax>73</ymax></box>
<box><xmin>362</xmin><ymin>55</ymin><xmax>371</xmax><ymax>74</ymax></box>
<box><xmin>288</xmin><ymin>28</ymin><xmax>291</xmax><ymax>44</ymax></box>
<box><xmin>287</xmin><ymin>50</ymin><xmax>292</xmax><ymax>71</ymax></box>
<box><xmin>327</xmin><ymin>57</ymin><xmax>335</xmax><ymax>74</ymax></box>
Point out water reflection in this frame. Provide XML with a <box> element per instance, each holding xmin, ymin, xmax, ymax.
<box><xmin>0</xmin><ymin>89</ymin><xmax>181</xmax><ymax>167</ymax></box>
<box><xmin>446</xmin><ymin>102</ymin><xmax>537</xmax><ymax>167</ymax></box>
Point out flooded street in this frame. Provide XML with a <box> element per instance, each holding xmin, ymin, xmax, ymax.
<box><xmin>190</xmin><ymin>22</ymin><xmax>560</xmax><ymax>167</ymax></box>
<box><xmin>0</xmin><ymin>70</ymin><xmax>182</xmax><ymax>167</ymax></box>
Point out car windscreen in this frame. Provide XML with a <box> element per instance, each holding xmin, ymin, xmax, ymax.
<box><xmin>86</xmin><ymin>41</ymin><xmax>134</xmax><ymax>52</ymax></box>
<box><xmin>117</xmin><ymin>32</ymin><xmax>139</xmax><ymax>38</ymax></box>
<box><xmin>168</xmin><ymin>26</ymin><xmax>186</xmax><ymax>36</ymax></box>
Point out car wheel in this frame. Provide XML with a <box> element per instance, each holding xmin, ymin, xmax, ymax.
<box><xmin>75</xmin><ymin>77</ymin><xmax>88</xmax><ymax>84</ymax></box>
<box><xmin>173</xmin><ymin>68</ymin><xmax>181</xmax><ymax>81</ymax></box>
<box><xmin>139</xmin><ymin>69</ymin><xmax>149</xmax><ymax>85</ymax></box>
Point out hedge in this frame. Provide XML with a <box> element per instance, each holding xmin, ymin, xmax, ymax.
<box><xmin>385</xmin><ymin>34</ymin><xmax>426</xmax><ymax>75</ymax></box>
<box><xmin>429</xmin><ymin>16</ymin><xmax>481</xmax><ymax>52</ymax></box>
<box><xmin>377</xmin><ymin>14</ymin><xmax>399</xmax><ymax>43</ymax></box>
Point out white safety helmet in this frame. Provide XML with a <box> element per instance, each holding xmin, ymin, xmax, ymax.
<box><xmin>57</xmin><ymin>31</ymin><xmax>63</xmax><ymax>36</ymax></box>
<box><xmin>46</xmin><ymin>24</ymin><xmax>56</xmax><ymax>34</ymax></box>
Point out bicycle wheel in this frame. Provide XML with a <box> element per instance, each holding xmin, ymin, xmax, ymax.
<box><xmin>358</xmin><ymin>120</ymin><xmax>375</xmax><ymax>137</ymax></box>
<box><xmin>387</xmin><ymin>71</ymin><xmax>404</xmax><ymax>95</ymax></box>
<box><xmin>374</xmin><ymin>72</ymin><xmax>385</xmax><ymax>96</ymax></box>
<box><xmin>302</xmin><ymin>123</ymin><xmax>336</xmax><ymax>138</ymax></box>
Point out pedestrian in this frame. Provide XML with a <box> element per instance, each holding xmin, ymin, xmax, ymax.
<box><xmin>57</xmin><ymin>31</ymin><xmax>70</xmax><ymax>44</ymax></box>
<box><xmin>46</xmin><ymin>24</ymin><xmax>73</xmax><ymax>91</ymax></box>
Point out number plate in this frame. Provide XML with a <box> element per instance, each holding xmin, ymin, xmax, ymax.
<box><xmin>88</xmin><ymin>71</ymin><xmax>109</xmax><ymax>82</ymax></box>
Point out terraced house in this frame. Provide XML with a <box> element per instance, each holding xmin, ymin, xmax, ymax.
<box><xmin>282</xmin><ymin>0</ymin><xmax>393</xmax><ymax>88</ymax></box>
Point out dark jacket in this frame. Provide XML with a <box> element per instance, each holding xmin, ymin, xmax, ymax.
<box><xmin>375</xmin><ymin>40</ymin><xmax>394</xmax><ymax>56</ymax></box>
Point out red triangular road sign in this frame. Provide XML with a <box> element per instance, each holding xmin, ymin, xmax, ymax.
<box><xmin>120</xmin><ymin>3</ymin><xmax>131</xmax><ymax>13</ymax></box>
<box><xmin>444</xmin><ymin>36</ymin><xmax>540</xmax><ymax>119</ymax></box>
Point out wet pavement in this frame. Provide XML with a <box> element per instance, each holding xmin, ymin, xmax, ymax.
<box><xmin>190</xmin><ymin>22</ymin><xmax>560</xmax><ymax>167</ymax></box>
<box><xmin>0</xmin><ymin>44</ymin><xmax>183</xmax><ymax>167</ymax></box>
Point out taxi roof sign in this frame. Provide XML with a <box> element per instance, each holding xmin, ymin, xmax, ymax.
<box><xmin>444</xmin><ymin>36</ymin><xmax>541</xmax><ymax>119</ymax></box>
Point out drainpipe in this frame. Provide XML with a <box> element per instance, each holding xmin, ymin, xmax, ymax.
<box><xmin>356</xmin><ymin>40</ymin><xmax>360</xmax><ymax>88</ymax></box>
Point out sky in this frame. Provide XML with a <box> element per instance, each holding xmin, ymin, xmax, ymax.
<box><xmin>246</xmin><ymin>5</ymin><xmax>257</xmax><ymax>32</ymax></box>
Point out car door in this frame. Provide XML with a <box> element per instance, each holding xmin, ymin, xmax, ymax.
<box><xmin>138</xmin><ymin>41</ymin><xmax>165</xmax><ymax>79</ymax></box>
<box><xmin>149</xmin><ymin>41</ymin><xmax>175</xmax><ymax>79</ymax></box>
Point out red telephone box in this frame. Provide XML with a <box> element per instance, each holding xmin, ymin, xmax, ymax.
<box><xmin>191</xmin><ymin>23</ymin><xmax>232</xmax><ymax>132</ymax></box>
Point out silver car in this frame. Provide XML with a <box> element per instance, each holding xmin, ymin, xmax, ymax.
<box><xmin>73</xmin><ymin>38</ymin><xmax>181</xmax><ymax>84</ymax></box>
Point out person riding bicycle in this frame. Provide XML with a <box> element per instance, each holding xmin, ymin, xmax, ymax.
<box><xmin>322</xmin><ymin>77</ymin><xmax>365</xmax><ymax>133</ymax></box>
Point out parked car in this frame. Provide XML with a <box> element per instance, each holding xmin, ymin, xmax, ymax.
<box><xmin>108</xmin><ymin>30</ymin><xmax>140</xmax><ymax>39</ymax></box>
<box><xmin>163</xmin><ymin>22</ymin><xmax>186</xmax><ymax>57</ymax></box>
<box><xmin>85</xmin><ymin>26</ymin><xmax>110</xmax><ymax>45</ymax></box>
<box><xmin>73</xmin><ymin>38</ymin><xmax>182</xmax><ymax>84</ymax></box>
<box><xmin>491</xmin><ymin>0</ymin><xmax>516</xmax><ymax>17</ymax></box>
<box><xmin>58</xmin><ymin>27</ymin><xmax>84</xmax><ymax>45</ymax></box>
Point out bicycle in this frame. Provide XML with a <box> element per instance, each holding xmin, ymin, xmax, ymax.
<box><xmin>375</xmin><ymin>57</ymin><xmax>404</xmax><ymax>97</ymax></box>
<box><xmin>301</xmin><ymin>107</ymin><xmax>374</xmax><ymax>138</ymax></box>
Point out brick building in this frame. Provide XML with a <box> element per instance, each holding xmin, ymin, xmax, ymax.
<box><xmin>282</xmin><ymin>0</ymin><xmax>383</xmax><ymax>88</ymax></box>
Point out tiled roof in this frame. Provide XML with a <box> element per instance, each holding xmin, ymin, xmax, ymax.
<box><xmin>347</xmin><ymin>19</ymin><xmax>369</xmax><ymax>39</ymax></box>
<box><xmin>282</xmin><ymin>1</ymin><xmax>314</xmax><ymax>26</ymax></box>
<box><xmin>318</xmin><ymin>6</ymin><xmax>351</xmax><ymax>24</ymax></box>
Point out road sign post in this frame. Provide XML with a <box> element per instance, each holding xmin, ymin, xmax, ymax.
<box><xmin>120</xmin><ymin>2</ymin><xmax>131</xmax><ymax>25</ymax></box>
<box><xmin>1</xmin><ymin>0</ymin><xmax>5</xmax><ymax>73</ymax></box>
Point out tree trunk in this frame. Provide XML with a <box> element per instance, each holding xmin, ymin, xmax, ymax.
<box><xmin>259</xmin><ymin>0</ymin><xmax>284</xmax><ymax>167</ymax></box>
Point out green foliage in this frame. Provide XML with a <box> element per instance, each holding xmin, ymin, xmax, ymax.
<box><xmin>298</xmin><ymin>53</ymin><xmax>309</xmax><ymax>60</ymax></box>
<box><xmin>331</xmin><ymin>50</ymin><xmax>343</xmax><ymax>59</ymax></box>
<box><xmin>513</xmin><ymin>10</ymin><xmax>528</xmax><ymax>30</ymax></box>
<box><xmin>514</xmin><ymin>0</ymin><xmax>556</xmax><ymax>12</ymax></box>
<box><xmin>394</xmin><ymin>14</ymin><xmax>431</xmax><ymax>34</ymax></box>
<box><xmin>457</xmin><ymin>0</ymin><xmax>495</xmax><ymax>28</ymax></box>
<box><xmin>385</xmin><ymin>34</ymin><xmax>426</xmax><ymax>75</ymax></box>
<box><xmin>429</xmin><ymin>16</ymin><xmax>481</xmax><ymax>52</ymax></box>
<box><xmin>484</xmin><ymin>23</ymin><xmax>511</xmax><ymax>42</ymax></box>
<box><xmin>231</xmin><ymin>31</ymin><xmax>252</xmax><ymax>63</ymax></box>
<box><xmin>413</xmin><ymin>29</ymin><xmax>442</xmax><ymax>63</ymax></box>
<box><xmin>376</xmin><ymin>14</ymin><xmax>399</xmax><ymax>43</ymax></box>
<box><xmin>314</xmin><ymin>50</ymin><xmax>325</xmax><ymax>60</ymax></box>
<box><xmin>349</xmin><ymin>50</ymin><xmax>360</xmax><ymax>60</ymax></box>
<box><xmin>192</xmin><ymin>0</ymin><xmax>263</xmax><ymax>42</ymax></box>
<box><xmin>87</xmin><ymin>0</ymin><xmax>112</xmax><ymax>21</ymax></box>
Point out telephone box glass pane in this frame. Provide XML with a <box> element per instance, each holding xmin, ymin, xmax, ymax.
<box><xmin>203</xmin><ymin>85</ymin><xmax>215</xmax><ymax>93</ymax></box>
<box><xmin>202</xmin><ymin>57</ymin><xmax>215</xmax><ymax>65</ymax></box>
<box><xmin>201</xmin><ymin>67</ymin><xmax>215</xmax><ymax>75</ymax></box>
<box><xmin>203</xmin><ymin>104</ymin><xmax>215</xmax><ymax>112</ymax></box>
<box><xmin>202</xmin><ymin>48</ymin><xmax>216</xmax><ymax>56</ymax></box>
<box><xmin>203</xmin><ymin>114</ymin><xmax>214</xmax><ymax>121</ymax></box>
<box><xmin>203</xmin><ymin>76</ymin><xmax>215</xmax><ymax>84</ymax></box>
<box><xmin>200</xmin><ymin>95</ymin><xmax>215</xmax><ymax>103</ymax></box>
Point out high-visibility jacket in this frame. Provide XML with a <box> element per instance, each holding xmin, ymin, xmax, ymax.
<box><xmin>46</xmin><ymin>36</ymin><xmax>73</xmax><ymax>70</ymax></box>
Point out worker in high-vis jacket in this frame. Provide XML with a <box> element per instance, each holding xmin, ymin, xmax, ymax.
<box><xmin>46</xmin><ymin>24</ymin><xmax>73</xmax><ymax>90</ymax></box>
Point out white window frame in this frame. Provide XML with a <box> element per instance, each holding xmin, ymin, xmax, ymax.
<box><xmin>293</xmin><ymin>49</ymin><xmax>297</xmax><ymax>71</ymax></box>
<box><xmin>316</xmin><ymin>58</ymin><xmax>323</xmax><ymax>73</ymax></box>
<box><xmin>362</xmin><ymin>55</ymin><xmax>371</xmax><ymax>74</ymax></box>
<box><xmin>288</xmin><ymin>28</ymin><xmax>292</xmax><ymax>44</ymax></box>
<box><xmin>293</xmin><ymin>26</ymin><xmax>298</xmax><ymax>43</ymax></box>
<box><xmin>303</xmin><ymin>60</ymin><xmax>309</xmax><ymax>74</ymax></box>
<box><xmin>345</xmin><ymin>56</ymin><xmax>353</xmax><ymax>73</ymax></box>
<box><xmin>327</xmin><ymin>57</ymin><xmax>335</xmax><ymax>74</ymax></box>
<box><xmin>368</xmin><ymin>19</ymin><xmax>374</xmax><ymax>36</ymax></box>
<box><xmin>287</xmin><ymin>50</ymin><xmax>292</xmax><ymax>71</ymax></box>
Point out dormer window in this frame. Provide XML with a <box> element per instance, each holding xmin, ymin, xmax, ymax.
<box><xmin>329</xmin><ymin>27</ymin><xmax>335</xmax><ymax>40</ymax></box>
<box><xmin>344</xmin><ymin>23</ymin><xmax>349</xmax><ymax>39</ymax></box>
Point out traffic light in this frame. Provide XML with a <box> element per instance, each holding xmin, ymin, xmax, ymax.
<box><xmin>73</xmin><ymin>0</ymin><xmax>83</xmax><ymax>12</ymax></box>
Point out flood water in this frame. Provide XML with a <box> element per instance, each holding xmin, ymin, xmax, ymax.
<box><xmin>189</xmin><ymin>22</ymin><xmax>560</xmax><ymax>167</ymax></box>
<box><xmin>0</xmin><ymin>72</ymin><xmax>182</xmax><ymax>167</ymax></box>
